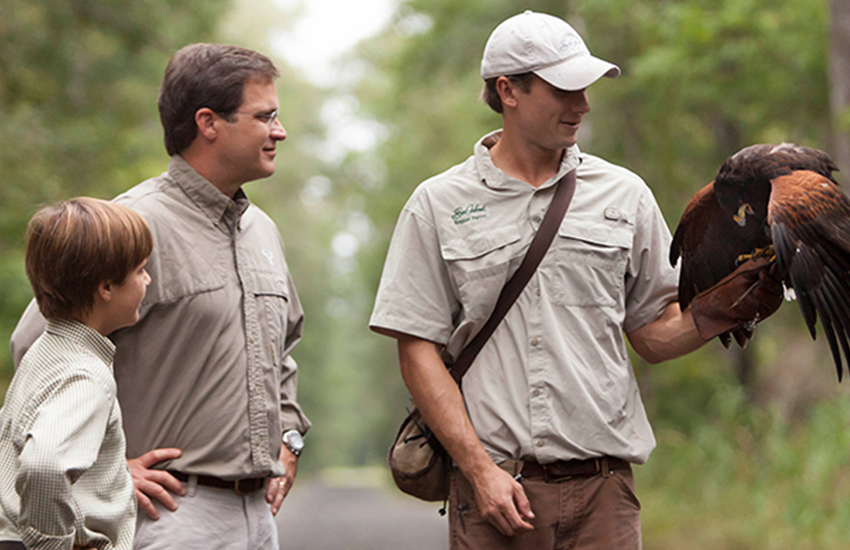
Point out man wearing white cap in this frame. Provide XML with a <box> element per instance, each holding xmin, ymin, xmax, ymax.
<box><xmin>370</xmin><ymin>11</ymin><xmax>782</xmax><ymax>549</ymax></box>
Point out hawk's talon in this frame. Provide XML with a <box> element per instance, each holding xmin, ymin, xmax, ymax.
<box><xmin>735</xmin><ymin>245</ymin><xmax>776</xmax><ymax>266</ymax></box>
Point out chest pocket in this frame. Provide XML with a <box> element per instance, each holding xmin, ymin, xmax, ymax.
<box><xmin>440</xmin><ymin>225</ymin><xmax>521</xmax><ymax>319</ymax></box>
<box><xmin>546</xmin><ymin>221</ymin><xmax>632</xmax><ymax>307</ymax></box>
<box><xmin>250</xmin><ymin>271</ymin><xmax>290</xmax><ymax>368</ymax></box>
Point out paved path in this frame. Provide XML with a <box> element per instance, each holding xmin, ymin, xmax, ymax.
<box><xmin>277</xmin><ymin>472</ymin><xmax>448</xmax><ymax>550</ymax></box>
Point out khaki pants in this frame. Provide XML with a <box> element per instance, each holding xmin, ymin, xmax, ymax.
<box><xmin>134</xmin><ymin>483</ymin><xmax>279</xmax><ymax>550</ymax></box>
<box><xmin>449</xmin><ymin>465</ymin><xmax>642</xmax><ymax>550</ymax></box>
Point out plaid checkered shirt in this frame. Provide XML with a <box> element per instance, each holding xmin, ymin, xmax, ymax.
<box><xmin>0</xmin><ymin>319</ymin><xmax>136</xmax><ymax>549</ymax></box>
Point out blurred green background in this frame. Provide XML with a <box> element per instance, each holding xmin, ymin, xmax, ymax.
<box><xmin>3</xmin><ymin>0</ymin><xmax>850</xmax><ymax>547</ymax></box>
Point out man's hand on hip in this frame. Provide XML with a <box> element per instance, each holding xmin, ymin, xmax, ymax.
<box><xmin>266</xmin><ymin>445</ymin><xmax>298</xmax><ymax>516</ymax></box>
<box><xmin>127</xmin><ymin>447</ymin><xmax>185</xmax><ymax>520</ymax></box>
<box><xmin>470</xmin><ymin>463</ymin><xmax>535</xmax><ymax>537</ymax></box>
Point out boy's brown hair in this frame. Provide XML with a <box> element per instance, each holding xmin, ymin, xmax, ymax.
<box><xmin>25</xmin><ymin>197</ymin><xmax>153</xmax><ymax>321</ymax></box>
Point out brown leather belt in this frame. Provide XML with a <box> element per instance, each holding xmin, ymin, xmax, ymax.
<box><xmin>168</xmin><ymin>470</ymin><xmax>266</xmax><ymax>495</ymax></box>
<box><xmin>499</xmin><ymin>456</ymin><xmax>630</xmax><ymax>483</ymax></box>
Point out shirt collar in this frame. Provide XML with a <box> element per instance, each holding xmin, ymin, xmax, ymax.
<box><xmin>167</xmin><ymin>155</ymin><xmax>251</xmax><ymax>227</ymax></box>
<box><xmin>46</xmin><ymin>318</ymin><xmax>116</xmax><ymax>368</ymax></box>
<box><xmin>473</xmin><ymin>130</ymin><xmax>582</xmax><ymax>191</ymax></box>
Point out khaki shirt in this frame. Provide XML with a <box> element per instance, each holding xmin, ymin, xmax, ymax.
<box><xmin>370</xmin><ymin>131</ymin><xmax>678</xmax><ymax>464</ymax></box>
<box><xmin>11</xmin><ymin>156</ymin><xmax>310</xmax><ymax>479</ymax></box>
<box><xmin>0</xmin><ymin>320</ymin><xmax>136</xmax><ymax>549</ymax></box>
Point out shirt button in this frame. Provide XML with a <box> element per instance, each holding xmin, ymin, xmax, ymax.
<box><xmin>530</xmin><ymin>337</ymin><xmax>540</xmax><ymax>347</ymax></box>
<box><xmin>536</xmin><ymin>439</ymin><xmax>545</xmax><ymax>448</ymax></box>
<box><xmin>532</xmin><ymin>388</ymin><xmax>541</xmax><ymax>397</ymax></box>
<box><xmin>531</xmin><ymin>215</ymin><xmax>541</xmax><ymax>224</ymax></box>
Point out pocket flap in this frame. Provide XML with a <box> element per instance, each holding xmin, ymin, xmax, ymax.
<box><xmin>558</xmin><ymin>221</ymin><xmax>632</xmax><ymax>249</ymax></box>
<box><xmin>441</xmin><ymin>225</ymin><xmax>521</xmax><ymax>260</ymax></box>
<box><xmin>252</xmin><ymin>271</ymin><xmax>289</xmax><ymax>299</ymax></box>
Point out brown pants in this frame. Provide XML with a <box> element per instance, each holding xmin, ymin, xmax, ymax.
<box><xmin>449</xmin><ymin>465</ymin><xmax>642</xmax><ymax>550</ymax></box>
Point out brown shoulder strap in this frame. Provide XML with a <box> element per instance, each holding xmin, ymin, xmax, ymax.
<box><xmin>450</xmin><ymin>168</ymin><xmax>577</xmax><ymax>384</ymax></box>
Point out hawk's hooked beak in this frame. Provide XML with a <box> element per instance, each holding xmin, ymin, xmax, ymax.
<box><xmin>734</xmin><ymin>203</ymin><xmax>754</xmax><ymax>227</ymax></box>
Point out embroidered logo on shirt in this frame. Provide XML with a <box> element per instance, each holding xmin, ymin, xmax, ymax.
<box><xmin>604</xmin><ymin>206</ymin><xmax>634</xmax><ymax>225</ymax></box>
<box><xmin>262</xmin><ymin>248</ymin><xmax>275</xmax><ymax>267</ymax></box>
<box><xmin>451</xmin><ymin>204</ymin><xmax>488</xmax><ymax>225</ymax></box>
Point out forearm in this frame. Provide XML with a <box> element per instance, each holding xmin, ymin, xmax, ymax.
<box><xmin>626</xmin><ymin>302</ymin><xmax>706</xmax><ymax>364</ymax></box>
<box><xmin>396</xmin><ymin>335</ymin><xmax>494</xmax><ymax>480</ymax></box>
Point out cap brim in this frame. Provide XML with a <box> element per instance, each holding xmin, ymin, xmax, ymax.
<box><xmin>534</xmin><ymin>56</ymin><xmax>620</xmax><ymax>91</ymax></box>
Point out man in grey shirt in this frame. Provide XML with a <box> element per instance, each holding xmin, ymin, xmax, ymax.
<box><xmin>11</xmin><ymin>44</ymin><xmax>310</xmax><ymax>549</ymax></box>
<box><xmin>371</xmin><ymin>11</ymin><xmax>782</xmax><ymax>550</ymax></box>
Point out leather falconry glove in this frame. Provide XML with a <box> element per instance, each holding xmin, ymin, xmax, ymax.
<box><xmin>688</xmin><ymin>256</ymin><xmax>784</xmax><ymax>342</ymax></box>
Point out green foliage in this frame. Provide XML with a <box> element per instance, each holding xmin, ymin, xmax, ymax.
<box><xmin>0</xmin><ymin>0</ymin><xmax>229</xmax><ymax>379</ymax></box>
<box><xmin>578</xmin><ymin>0</ymin><xmax>831</xmax><ymax>220</ymax></box>
<box><xmin>639</xmin><ymin>390</ymin><xmax>850</xmax><ymax>549</ymax></box>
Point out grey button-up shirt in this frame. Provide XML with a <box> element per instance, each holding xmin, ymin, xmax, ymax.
<box><xmin>0</xmin><ymin>319</ymin><xmax>136</xmax><ymax>549</ymax></box>
<box><xmin>11</xmin><ymin>156</ymin><xmax>310</xmax><ymax>480</ymax></box>
<box><xmin>371</xmin><ymin>132</ymin><xmax>678</xmax><ymax>465</ymax></box>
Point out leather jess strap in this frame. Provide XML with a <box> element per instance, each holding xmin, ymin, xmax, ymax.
<box><xmin>450</xmin><ymin>168</ymin><xmax>578</xmax><ymax>384</ymax></box>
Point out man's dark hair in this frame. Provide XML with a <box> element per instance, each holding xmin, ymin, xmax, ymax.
<box><xmin>158</xmin><ymin>43</ymin><xmax>280</xmax><ymax>156</ymax></box>
<box><xmin>480</xmin><ymin>73</ymin><xmax>535</xmax><ymax>114</ymax></box>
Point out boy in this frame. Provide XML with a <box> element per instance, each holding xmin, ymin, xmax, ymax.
<box><xmin>0</xmin><ymin>198</ymin><xmax>152</xmax><ymax>550</ymax></box>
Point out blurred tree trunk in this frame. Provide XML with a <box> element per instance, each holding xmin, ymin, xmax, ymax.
<box><xmin>830</xmin><ymin>0</ymin><xmax>850</xmax><ymax>175</ymax></box>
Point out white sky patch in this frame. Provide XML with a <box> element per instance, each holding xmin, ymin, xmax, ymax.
<box><xmin>332</xmin><ymin>232</ymin><xmax>360</xmax><ymax>258</ymax></box>
<box><xmin>300</xmin><ymin>175</ymin><xmax>333</xmax><ymax>208</ymax></box>
<box><xmin>315</xmin><ymin>95</ymin><xmax>389</xmax><ymax>164</ymax></box>
<box><xmin>271</xmin><ymin>0</ymin><xmax>398</xmax><ymax>87</ymax></box>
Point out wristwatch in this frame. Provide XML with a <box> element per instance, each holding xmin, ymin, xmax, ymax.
<box><xmin>282</xmin><ymin>430</ymin><xmax>305</xmax><ymax>457</ymax></box>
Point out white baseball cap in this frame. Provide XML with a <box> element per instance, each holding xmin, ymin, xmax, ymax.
<box><xmin>481</xmin><ymin>11</ymin><xmax>620</xmax><ymax>91</ymax></box>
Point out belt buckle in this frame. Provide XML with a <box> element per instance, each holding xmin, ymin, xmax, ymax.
<box><xmin>234</xmin><ymin>478</ymin><xmax>252</xmax><ymax>496</ymax></box>
<box><xmin>542</xmin><ymin>463</ymin><xmax>573</xmax><ymax>483</ymax></box>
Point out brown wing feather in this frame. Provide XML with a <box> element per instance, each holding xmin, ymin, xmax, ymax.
<box><xmin>769</xmin><ymin>171</ymin><xmax>850</xmax><ymax>380</ymax></box>
<box><xmin>670</xmin><ymin>181</ymin><xmax>760</xmax><ymax>308</ymax></box>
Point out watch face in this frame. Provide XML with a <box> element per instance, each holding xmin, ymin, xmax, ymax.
<box><xmin>284</xmin><ymin>431</ymin><xmax>304</xmax><ymax>453</ymax></box>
